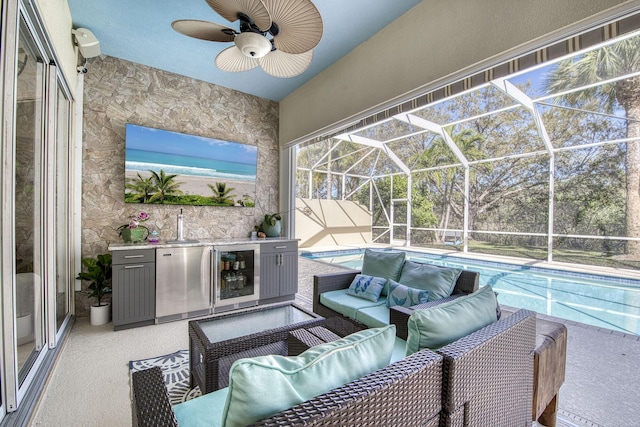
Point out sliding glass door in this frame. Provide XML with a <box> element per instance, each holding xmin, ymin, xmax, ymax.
<box><xmin>14</xmin><ymin>20</ymin><xmax>46</xmax><ymax>387</ymax></box>
<box><xmin>0</xmin><ymin>2</ymin><xmax>76</xmax><ymax>418</ymax></box>
<box><xmin>55</xmin><ymin>86</ymin><xmax>72</xmax><ymax>334</ymax></box>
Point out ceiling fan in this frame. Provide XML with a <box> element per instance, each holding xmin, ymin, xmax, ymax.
<box><xmin>172</xmin><ymin>0</ymin><xmax>323</xmax><ymax>78</ymax></box>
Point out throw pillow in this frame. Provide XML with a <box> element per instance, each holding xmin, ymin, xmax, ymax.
<box><xmin>398</xmin><ymin>260</ymin><xmax>462</xmax><ymax>301</ymax></box>
<box><xmin>406</xmin><ymin>285</ymin><xmax>498</xmax><ymax>354</ymax></box>
<box><xmin>222</xmin><ymin>324</ymin><xmax>396</xmax><ymax>427</ymax></box>
<box><xmin>346</xmin><ymin>274</ymin><xmax>386</xmax><ymax>302</ymax></box>
<box><xmin>386</xmin><ymin>279</ymin><xmax>429</xmax><ymax>308</ymax></box>
<box><xmin>361</xmin><ymin>249</ymin><xmax>406</xmax><ymax>295</ymax></box>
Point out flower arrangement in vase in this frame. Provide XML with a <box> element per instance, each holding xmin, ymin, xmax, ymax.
<box><xmin>117</xmin><ymin>211</ymin><xmax>150</xmax><ymax>243</ymax></box>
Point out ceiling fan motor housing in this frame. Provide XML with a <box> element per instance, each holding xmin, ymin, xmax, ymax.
<box><xmin>235</xmin><ymin>31</ymin><xmax>272</xmax><ymax>58</ymax></box>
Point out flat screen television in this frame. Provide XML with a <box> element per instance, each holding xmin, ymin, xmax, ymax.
<box><xmin>124</xmin><ymin>123</ymin><xmax>257</xmax><ymax>207</ymax></box>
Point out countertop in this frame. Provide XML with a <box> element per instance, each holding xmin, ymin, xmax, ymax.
<box><xmin>108</xmin><ymin>237</ymin><xmax>298</xmax><ymax>251</ymax></box>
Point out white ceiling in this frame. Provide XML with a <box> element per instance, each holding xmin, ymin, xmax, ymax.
<box><xmin>67</xmin><ymin>0</ymin><xmax>423</xmax><ymax>102</ymax></box>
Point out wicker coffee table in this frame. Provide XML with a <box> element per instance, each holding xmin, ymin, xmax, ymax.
<box><xmin>189</xmin><ymin>302</ymin><xmax>324</xmax><ymax>394</ymax></box>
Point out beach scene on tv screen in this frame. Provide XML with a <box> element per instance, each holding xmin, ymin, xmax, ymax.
<box><xmin>124</xmin><ymin>124</ymin><xmax>257</xmax><ymax>206</ymax></box>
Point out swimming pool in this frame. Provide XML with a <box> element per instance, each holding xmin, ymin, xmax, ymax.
<box><xmin>301</xmin><ymin>249</ymin><xmax>640</xmax><ymax>335</ymax></box>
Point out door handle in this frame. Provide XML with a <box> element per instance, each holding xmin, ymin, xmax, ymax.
<box><xmin>124</xmin><ymin>264</ymin><xmax>144</xmax><ymax>269</ymax></box>
<box><xmin>124</xmin><ymin>254</ymin><xmax>144</xmax><ymax>259</ymax></box>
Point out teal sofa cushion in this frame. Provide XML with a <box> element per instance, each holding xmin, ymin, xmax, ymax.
<box><xmin>361</xmin><ymin>249</ymin><xmax>406</xmax><ymax>295</ymax></box>
<box><xmin>173</xmin><ymin>387</ymin><xmax>229</xmax><ymax>427</ymax></box>
<box><xmin>355</xmin><ymin>304</ymin><xmax>390</xmax><ymax>328</ymax></box>
<box><xmin>222</xmin><ymin>325</ymin><xmax>396</xmax><ymax>427</ymax></box>
<box><xmin>386</xmin><ymin>279</ymin><xmax>429</xmax><ymax>308</ymax></box>
<box><xmin>346</xmin><ymin>274</ymin><xmax>386</xmax><ymax>302</ymax></box>
<box><xmin>398</xmin><ymin>261</ymin><xmax>462</xmax><ymax>301</ymax></box>
<box><xmin>320</xmin><ymin>289</ymin><xmax>386</xmax><ymax>319</ymax></box>
<box><xmin>406</xmin><ymin>285</ymin><xmax>498</xmax><ymax>354</ymax></box>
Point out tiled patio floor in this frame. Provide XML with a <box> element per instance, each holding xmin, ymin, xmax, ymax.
<box><xmin>297</xmin><ymin>257</ymin><xmax>640</xmax><ymax>427</ymax></box>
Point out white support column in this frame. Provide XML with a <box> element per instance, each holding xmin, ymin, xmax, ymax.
<box><xmin>390</xmin><ymin>174</ymin><xmax>394</xmax><ymax>243</ymax></box>
<box><xmin>548</xmin><ymin>155</ymin><xmax>555</xmax><ymax>262</ymax></box>
<box><xmin>464</xmin><ymin>166</ymin><xmax>470</xmax><ymax>253</ymax></box>
<box><xmin>369</xmin><ymin>179</ymin><xmax>373</xmax><ymax>241</ymax></box>
<box><xmin>407</xmin><ymin>173</ymin><xmax>412</xmax><ymax>246</ymax></box>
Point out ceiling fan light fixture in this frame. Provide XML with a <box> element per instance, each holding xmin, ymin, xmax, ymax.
<box><xmin>235</xmin><ymin>32</ymin><xmax>271</xmax><ymax>58</ymax></box>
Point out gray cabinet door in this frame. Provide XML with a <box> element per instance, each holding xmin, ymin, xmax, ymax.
<box><xmin>260</xmin><ymin>252</ymin><xmax>280</xmax><ymax>299</ymax></box>
<box><xmin>112</xmin><ymin>254</ymin><xmax>156</xmax><ymax>329</ymax></box>
<box><xmin>259</xmin><ymin>241</ymin><xmax>298</xmax><ymax>299</ymax></box>
<box><xmin>279</xmin><ymin>251</ymin><xmax>298</xmax><ymax>296</ymax></box>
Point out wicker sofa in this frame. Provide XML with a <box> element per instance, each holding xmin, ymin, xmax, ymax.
<box><xmin>312</xmin><ymin>267</ymin><xmax>480</xmax><ymax>333</ymax></box>
<box><xmin>130</xmin><ymin>308</ymin><xmax>536</xmax><ymax>426</ymax></box>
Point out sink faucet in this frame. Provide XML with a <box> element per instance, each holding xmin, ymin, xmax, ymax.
<box><xmin>177</xmin><ymin>209</ymin><xmax>184</xmax><ymax>241</ymax></box>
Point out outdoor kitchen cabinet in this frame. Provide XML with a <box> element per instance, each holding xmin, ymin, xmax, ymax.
<box><xmin>259</xmin><ymin>240</ymin><xmax>298</xmax><ymax>301</ymax></box>
<box><xmin>111</xmin><ymin>249</ymin><xmax>156</xmax><ymax>330</ymax></box>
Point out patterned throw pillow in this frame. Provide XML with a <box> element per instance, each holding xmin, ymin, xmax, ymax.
<box><xmin>386</xmin><ymin>279</ymin><xmax>429</xmax><ymax>308</ymax></box>
<box><xmin>346</xmin><ymin>274</ymin><xmax>386</xmax><ymax>302</ymax></box>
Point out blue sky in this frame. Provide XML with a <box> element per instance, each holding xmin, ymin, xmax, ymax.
<box><xmin>125</xmin><ymin>124</ymin><xmax>257</xmax><ymax>163</ymax></box>
<box><xmin>508</xmin><ymin>63</ymin><xmax>556</xmax><ymax>97</ymax></box>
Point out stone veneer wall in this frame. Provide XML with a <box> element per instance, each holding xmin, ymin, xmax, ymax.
<box><xmin>78</xmin><ymin>55</ymin><xmax>279</xmax><ymax>316</ymax></box>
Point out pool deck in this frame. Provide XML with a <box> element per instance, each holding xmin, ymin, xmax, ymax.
<box><xmin>297</xmin><ymin>256</ymin><xmax>640</xmax><ymax>427</ymax></box>
<box><xmin>552</xmin><ymin>317</ymin><xmax>640</xmax><ymax>427</ymax></box>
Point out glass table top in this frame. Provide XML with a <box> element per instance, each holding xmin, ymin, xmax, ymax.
<box><xmin>196</xmin><ymin>304</ymin><xmax>317</xmax><ymax>344</ymax></box>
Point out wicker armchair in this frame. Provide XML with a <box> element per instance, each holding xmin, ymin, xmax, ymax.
<box><xmin>438</xmin><ymin>308</ymin><xmax>536</xmax><ymax>426</ymax></box>
<box><xmin>131</xmin><ymin>347</ymin><xmax>443</xmax><ymax>427</ymax></box>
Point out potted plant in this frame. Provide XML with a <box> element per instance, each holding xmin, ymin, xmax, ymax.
<box><xmin>117</xmin><ymin>211</ymin><xmax>150</xmax><ymax>243</ymax></box>
<box><xmin>76</xmin><ymin>253</ymin><xmax>113</xmax><ymax>325</ymax></box>
<box><xmin>261</xmin><ymin>213</ymin><xmax>282</xmax><ymax>237</ymax></box>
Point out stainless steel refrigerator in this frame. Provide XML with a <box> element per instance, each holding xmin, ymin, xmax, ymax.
<box><xmin>155</xmin><ymin>245</ymin><xmax>213</xmax><ymax>322</ymax></box>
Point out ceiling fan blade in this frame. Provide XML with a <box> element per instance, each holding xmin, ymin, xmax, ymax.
<box><xmin>171</xmin><ymin>20</ymin><xmax>235</xmax><ymax>42</ymax></box>
<box><xmin>259</xmin><ymin>49</ymin><xmax>313</xmax><ymax>78</ymax></box>
<box><xmin>215</xmin><ymin>46</ymin><xmax>259</xmax><ymax>72</ymax></box>
<box><xmin>263</xmin><ymin>0</ymin><xmax>323</xmax><ymax>54</ymax></box>
<box><xmin>205</xmin><ymin>0</ymin><xmax>271</xmax><ymax>31</ymax></box>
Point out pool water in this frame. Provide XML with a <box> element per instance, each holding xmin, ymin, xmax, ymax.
<box><xmin>301</xmin><ymin>250</ymin><xmax>640</xmax><ymax>335</ymax></box>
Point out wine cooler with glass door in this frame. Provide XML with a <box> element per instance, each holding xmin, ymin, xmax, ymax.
<box><xmin>213</xmin><ymin>244</ymin><xmax>260</xmax><ymax>312</ymax></box>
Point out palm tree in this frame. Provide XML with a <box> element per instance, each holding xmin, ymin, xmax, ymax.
<box><xmin>148</xmin><ymin>170</ymin><xmax>183</xmax><ymax>203</ymax></box>
<box><xmin>125</xmin><ymin>173</ymin><xmax>155</xmax><ymax>203</ymax></box>
<box><xmin>544</xmin><ymin>37</ymin><xmax>640</xmax><ymax>255</ymax></box>
<box><xmin>208</xmin><ymin>182</ymin><xmax>236</xmax><ymax>205</ymax></box>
